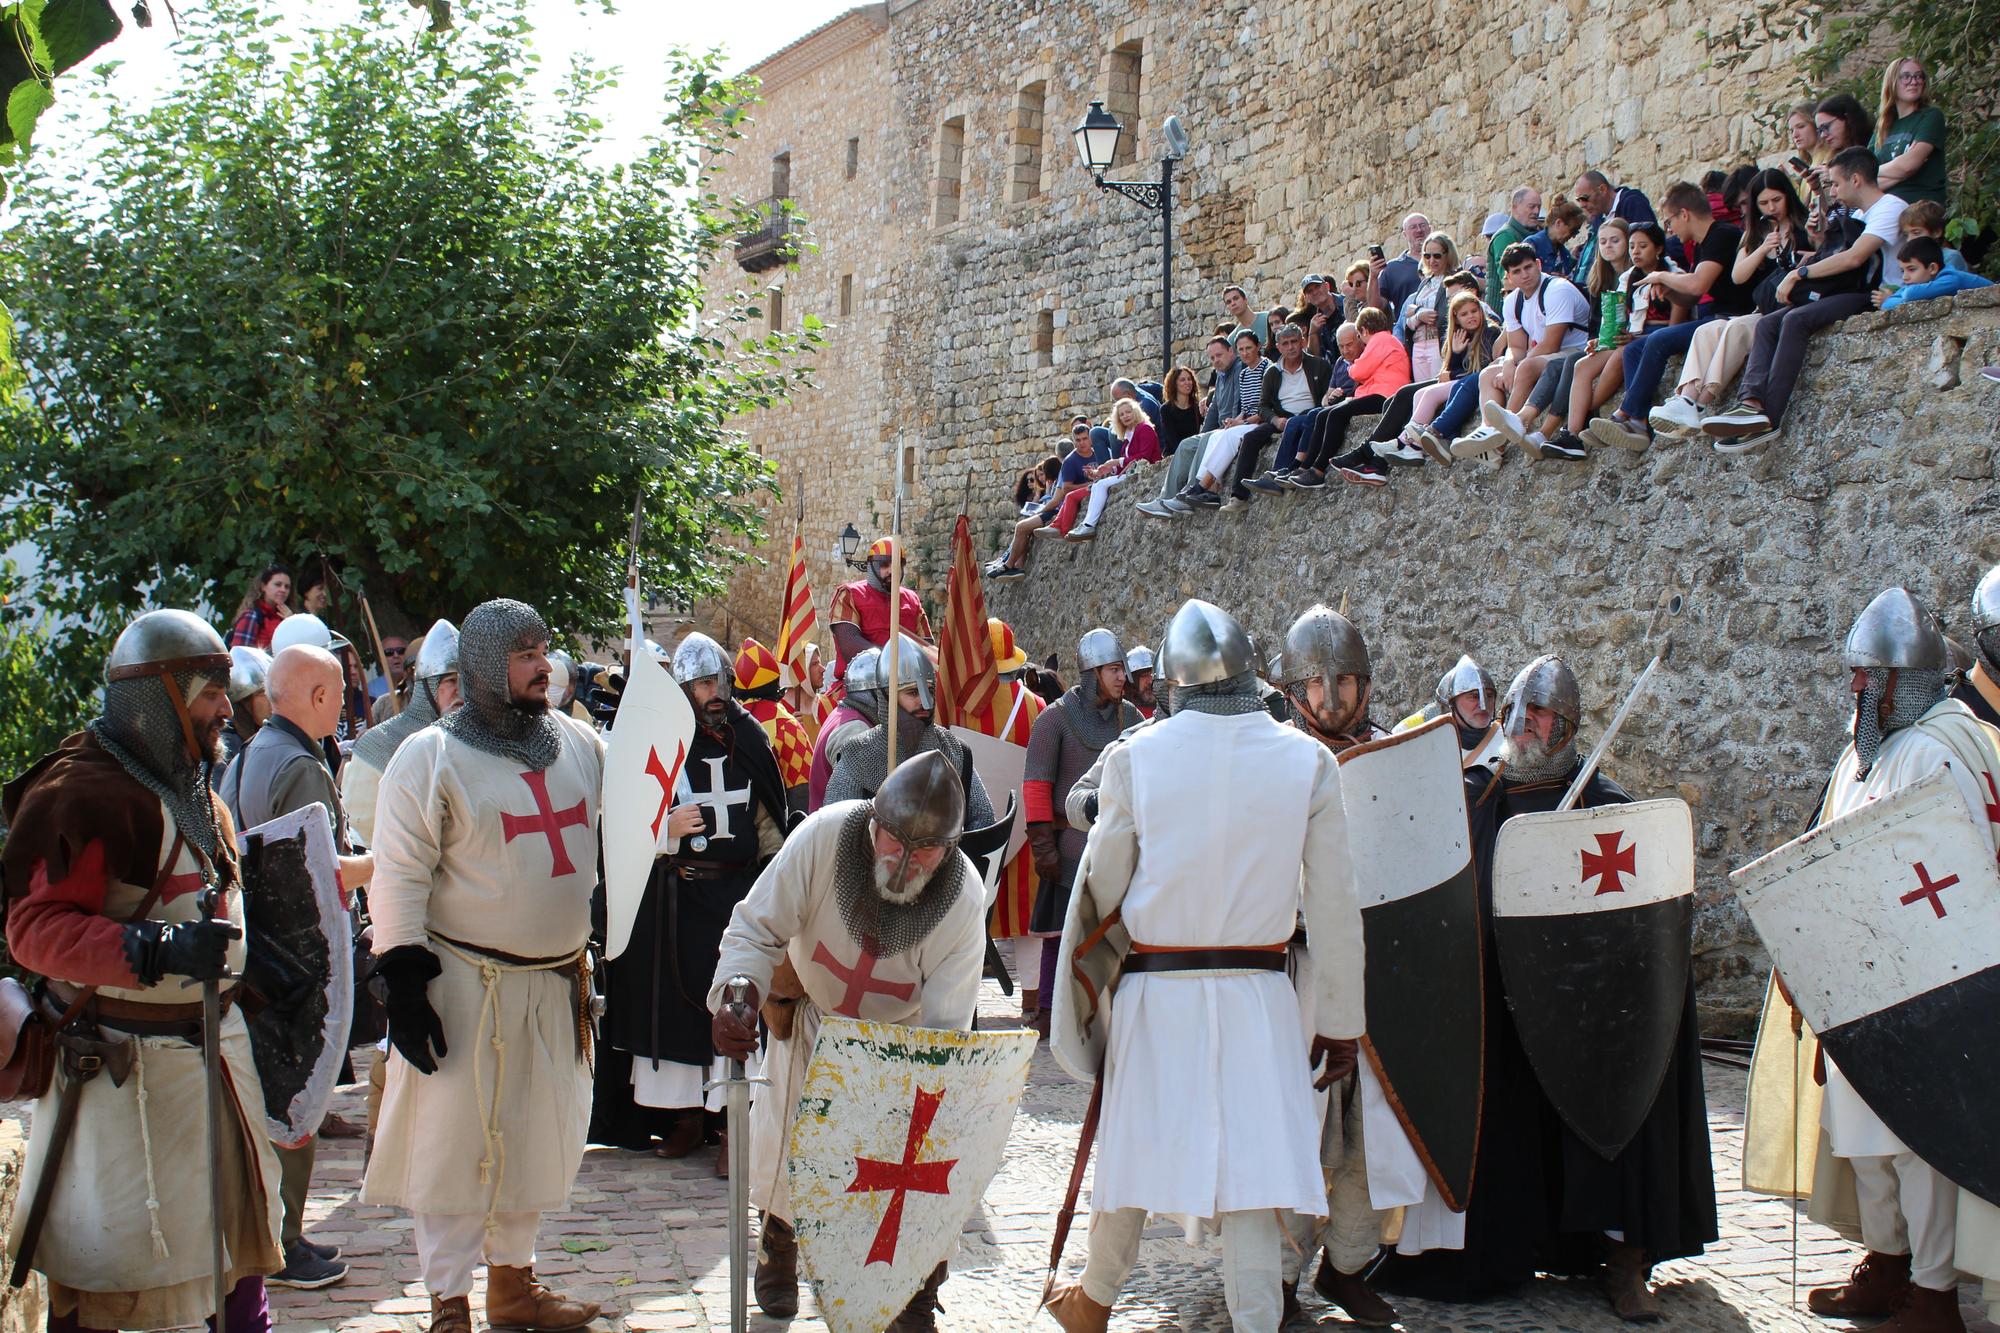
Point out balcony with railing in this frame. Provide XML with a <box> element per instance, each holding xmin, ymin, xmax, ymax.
<box><xmin>734</xmin><ymin>196</ymin><xmax>801</xmax><ymax>273</ymax></box>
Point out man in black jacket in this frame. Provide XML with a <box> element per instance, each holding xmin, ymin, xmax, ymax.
<box><xmin>1219</xmin><ymin>322</ymin><xmax>1332</xmax><ymax>510</ymax></box>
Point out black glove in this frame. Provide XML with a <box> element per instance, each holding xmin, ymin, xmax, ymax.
<box><xmin>1082</xmin><ymin>792</ymin><xmax>1101</xmax><ymax>826</ymax></box>
<box><xmin>1310</xmin><ymin>1035</ymin><xmax>1359</xmax><ymax>1090</ymax></box>
<box><xmin>375</xmin><ymin>944</ymin><xmax>449</xmax><ymax>1074</ymax></box>
<box><xmin>122</xmin><ymin>918</ymin><xmax>240</xmax><ymax>986</ymax></box>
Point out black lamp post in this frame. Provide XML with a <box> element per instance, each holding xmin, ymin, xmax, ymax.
<box><xmin>836</xmin><ymin>522</ymin><xmax>863</xmax><ymax>568</ymax></box>
<box><xmin>1073</xmin><ymin>100</ymin><xmax>1185</xmax><ymax>382</ymax></box>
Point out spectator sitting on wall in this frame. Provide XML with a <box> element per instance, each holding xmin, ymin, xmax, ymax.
<box><xmin>1526</xmin><ymin>197</ymin><xmax>1587</xmax><ymax>281</ymax></box>
<box><xmin>1717</xmin><ymin>164</ymin><xmax>1760</xmax><ymax>228</ymax></box>
<box><xmin>1339</xmin><ymin>261</ymin><xmax>1372</xmax><ymax>323</ymax></box>
<box><xmin>1377</xmin><ymin>285</ymin><xmax>1500</xmax><ymax>466</ymax></box>
<box><xmin>1537</xmin><ymin>219</ymin><xmax>1640</xmax><ymax>458</ymax></box>
<box><xmin>1397</xmin><ymin>232</ymin><xmax>1461</xmax><ymax>377</ymax></box>
<box><xmin>227</xmin><ymin>563</ymin><xmax>294</xmax><ymax>649</ymax></box>
<box><xmin>1873</xmin><ymin>55</ymin><xmax>1947</xmax><ymax>205</ymax></box>
<box><xmin>1282</xmin><ymin>305</ymin><xmax>1413</xmax><ymax>488</ymax></box>
<box><xmin>1136</xmin><ymin>336</ymin><xmax>1242</xmax><ymax>519</ymax></box>
<box><xmin>1377</xmin><ymin>212</ymin><xmax>1434</xmax><ymax>320</ymax></box>
<box><xmin>1653</xmin><ymin>170</ymin><xmax>1808</xmax><ymax>439</ymax></box>
<box><xmin>1298</xmin><ymin>272</ymin><xmax>1344</xmax><ymax>363</ymax></box>
<box><xmin>1222</xmin><ymin>283</ymin><xmax>1270</xmax><ymax>350</ymax></box>
<box><xmin>1016</xmin><ymin>458</ymin><xmax>1056</xmax><ymax>515</ymax></box>
<box><xmin>1704</xmin><ymin>146</ymin><xmax>1907</xmax><ymax>453</ymax></box>
<box><xmin>1109</xmin><ymin>376</ymin><xmax>1162</xmax><ymax>428</ymax></box>
<box><xmin>1472</xmin><ymin>212</ymin><xmax>1508</xmax><ymax>287</ymax></box>
<box><xmin>1258</xmin><ymin>320</ymin><xmax>1359</xmax><ymax>486</ymax></box>
<box><xmin>1586</xmin><ymin>184</ymin><xmax>1751</xmax><ymax>453</ymax></box>
<box><xmin>1876</xmin><ymin>236</ymin><xmax>1992</xmax><ymax>309</ymax></box>
<box><xmin>1043</xmin><ymin>398</ymin><xmax>1163</xmax><ymax>542</ymax></box>
<box><xmin>989</xmin><ymin>422</ymin><xmax>1095</xmax><ymax>581</ymax></box>
<box><xmin>1485</xmin><ymin>185</ymin><xmax>1543</xmax><ymax>308</ymax></box>
<box><xmin>1788</xmin><ymin>101</ymin><xmax>1829</xmax><ymax>168</ymax></box>
<box><xmin>1149</xmin><ymin>329</ymin><xmax>1269</xmax><ymax>515</ymax></box>
<box><xmin>1221</xmin><ymin>321</ymin><xmax>1330</xmax><ymax>509</ymax></box>
<box><xmin>1453</xmin><ymin>242</ymin><xmax>1592</xmax><ymax>461</ymax></box>
<box><xmin>1572</xmin><ymin>169</ymin><xmax>1658</xmax><ymax>277</ymax></box>
<box><xmin>1805</xmin><ymin>93</ymin><xmax>1874</xmax><ymax>239</ymax></box>
<box><xmin>1158</xmin><ymin>365</ymin><xmax>1204</xmax><ymax>457</ymax></box>
<box><xmin>1898</xmin><ymin>200</ymin><xmax>1970</xmax><ymax>272</ymax></box>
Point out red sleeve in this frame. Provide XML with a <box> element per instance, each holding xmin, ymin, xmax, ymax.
<box><xmin>1023</xmin><ymin>780</ymin><xmax>1056</xmax><ymax>824</ymax></box>
<box><xmin>1132</xmin><ymin>421</ymin><xmax>1162</xmax><ymax>462</ymax></box>
<box><xmin>8</xmin><ymin>840</ymin><xmax>142</xmax><ymax>988</ymax></box>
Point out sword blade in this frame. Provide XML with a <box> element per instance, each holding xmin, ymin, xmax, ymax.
<box><xmin>727</xmin><ymin>1055</ymin><xmax>750</xmax><ymax>1333</ymax></box>
<box><xmin>1557</xmin><ymin>652</ymin><xmax>1663</xmax><ymax>813</ymax></box>
<box><xmin>203</xmin><ymin>976</ymin><xmax>229</xmax><ymax>1333</ymax></box>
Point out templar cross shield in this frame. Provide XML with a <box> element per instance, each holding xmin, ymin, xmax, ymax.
<box><xmin>789</xmin><ymin>1018</ymin><xmax>1036</xmax><ymax>1332</ymax></box>
<box><xmin>1733</xmin><ymin>768</ymin><xmax>2000</xmax><ymax>1206</ymax></box>
<box><xmin>1492</xmin><ymin>797</ymin><xmax>1695</xmax><ymax>1159</ymax></box>
<box><xmin>601</xmin><ymin>644</ymin><xmax>696</xmax><ymax>961</ymax></box>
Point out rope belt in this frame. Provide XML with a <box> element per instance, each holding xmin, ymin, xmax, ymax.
<box><xmin>1122</xmin><ymin>941</ymin><xmax>1289</xmax><ymax>975</ymax></box>
<box><xmin>428</xmin><ymin>932</ymin><xmax>586</xmax><ymax>1237</ymax></box>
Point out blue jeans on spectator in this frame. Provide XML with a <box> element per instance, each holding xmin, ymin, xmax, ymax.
<box><xmin>1273</xmin><ymin>409</ymin><xmax>1326</xmax><ymax>472</ymax></box>
<box><xmin>1433</xmin><ymin>372</ymin><xmax>1484</xmax><ymax>440</ymax></box>
<box><xmin>1619</xmin><ymin>314</ymin><xmax>1712</xmax><ymax>420</ymax></box>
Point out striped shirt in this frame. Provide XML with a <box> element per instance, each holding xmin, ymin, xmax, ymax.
<box><xmin>1235</xmin><ymin>361</ymin><xmax>1265</xmax><ymax>417</ymax></box>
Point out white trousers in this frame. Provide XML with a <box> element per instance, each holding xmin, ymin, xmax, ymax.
<box><xmin>1081</xmin><ymin>1207</ymin><xmax>1282</xmax><ymax>1332</ymax></box>
<box><xmin>1009</xmin><ymin>935</ymin><xmax>1050</xmax><ymax>987</ymax></box>
<box><xmin>1198</xmin><ymin>424</ymin><xmax>1256</xmax><ymax>484</ymax></box>
<box><xmin>1852</xmin><ymin>1152</ymin><xmax>1960</xmax><ymax>1291</ymax></box>
<box><xmin>1082</xmin><ymin>472</ymin><xmax>1128</xmax><ymax>526</ymax></box>
<box><xmin>415</xmin><ymin>1210</ymin><xmax>540</xmax><ymax>1300</ymax></box>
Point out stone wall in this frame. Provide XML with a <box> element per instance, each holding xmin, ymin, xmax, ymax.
<box><xmin>0</xmin><ymin>1117</ymin><xmax>45</xmax><ymax>1333</ymax></box>
<box><xmin>986</xmin><ymin>293</ymin><xmax>2000</xmax><ymax>1032</ymax></box>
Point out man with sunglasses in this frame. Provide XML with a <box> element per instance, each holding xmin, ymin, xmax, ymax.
<box><xmin>709</xmin><ymin>752</ymin><xmax>988</xmax><ymax>1329</ymax></box>
<box><xmin>368</xmin><ymin>635</ymin><xmax>412</xmax><ymax>724</ymax></box>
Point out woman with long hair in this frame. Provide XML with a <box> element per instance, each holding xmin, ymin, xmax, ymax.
<box><xmin>1380</xmin><ymin>285</ymin><xmax>1499</xmax><ymax>464</ymax></box>
<box><xmin>1014</xmin><ymin>464</ymin><xmax>1049</xmax><ymax>514</ymax></box>
<box><xmin>1565</xmin><ymin>224</ymin><xmax>1682</xmax><ymax>454</ymax></box>
<box><xmin>1586</xmin><ymin>217</ymin><xmax>1633</xmax><ymax>304</ymax></box>
<box><xmin>1397</xmin><ymin>232</ymin><xmax>1462</xmax><ymax>382</ymax></box>
<box><xmin>1653</xmin><ymin>171</ymin><xmax>1808</xmax><ymax>437</ymax></box>
<box><xmin>1044</xmin><ymin>397</ymin><xmax>1160</xmax><ymax>541</ymax></box>
<box><xmin>1873</xmin><ymin>55</ymin><xmax>1947</xmax><ymax>204</ymax></box>
<box><xmin>226</xmin><ymin>564</ymin><xmax>292</xmax><ymax>649</ymax></box>
<box><xmin>1158</xmin><ymin>365</ymin><xmax>1204</xmax><ymax>456</ymax></box>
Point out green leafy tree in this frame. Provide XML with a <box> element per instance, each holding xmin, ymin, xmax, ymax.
<box><xmin>0</xmin><ymin>0</ymin><xmax>819</xmax><ymax>773</ymax></box>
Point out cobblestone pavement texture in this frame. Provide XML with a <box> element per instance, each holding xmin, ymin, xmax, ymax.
<box><xmin>273</xmin><ymin>983</ymin><xmax>1996</xmax><ymax>1332</ymax></box>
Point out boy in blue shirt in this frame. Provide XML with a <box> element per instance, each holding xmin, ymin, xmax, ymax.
<box><xmin>1876</xmin><ymin>236</ymin><xmax>1993</xmax><ymax>310</ymax></box>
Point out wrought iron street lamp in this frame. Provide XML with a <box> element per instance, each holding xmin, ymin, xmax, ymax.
<box><xmin>1073</xmin><ymin>101</ymin><xmax>1187</xmax><ymax>381</ymax></box>
<box><xmin>836</xmin><ymin>522</ymin><xmax>863</xmax><ymax>568</ymax></box>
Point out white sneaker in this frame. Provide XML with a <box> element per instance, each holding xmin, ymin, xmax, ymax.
<box><xmin>1372</xmin><ymin>439</ymin><xmax>1427</xmax><ymax>466</ymax></box>
<box><xmin>1450</xmin><ymin>426</ymin><xmax>1504</xmax><ymax>460</ymax></box>
<box><xmin>1066</xmin><ymin>523</ymin><xmax>1096</xmax><ymax>541</ymax></box>
<box><xmin>1482</xmin><ymin>399</ymin><xmax>1531</xmax><ymax>448</ymax></box>
<box><xmin>1519</xmin><ymin>430</ymin><xmax>1548</xmax><ymax>460</ymax></box>
<box><xmin>1648</xmin><ymin>395</ymin><xmax>1703</xmax><ymax>439</ymax></box>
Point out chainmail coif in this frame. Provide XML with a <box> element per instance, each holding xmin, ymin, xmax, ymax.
<box><xmin>437</xmin><ymin>599</ymin><xmax>565</xmax><ymax>771</ymax></box>
<box><xmin>1499</xmin><ymin>731</ymin><xmax>1579</xmax><ymax>785</ymax></box>
<box><xmin>1854</xmin><ymin>667</ymin><xmax>1949</xmax><ymax>779</ymax></box>
<box><xmin>1173</xmin><ymin>670</ymin><xmax>1268</xmax><ymax>716</ymax></box>
<box><xmin>352</xmin><ymin>676</ymin><xmax>442</xmax><ymax>774</ymax></box>
<box><xmin>832</xmin><ymin>802</ymin><xmax>966</xmax><ymax>959</ymax></box>
<box><xmin>91</xmin><ymin>665</ymin><xmax>228</xmax><ymax>860</ymax></box>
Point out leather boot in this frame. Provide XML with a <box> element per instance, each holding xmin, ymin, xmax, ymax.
<box><xmin>485</xmin><ymin>1265</ymin><xmax>601</xmax><ymax>1331</ymax></box>
<box><xmin>885</xmin><ymin>1262</ymin><xmax>948</xmax><ymax>1332</ymax></box>
<box><xmin>654</xmin><ymin>1108</ymin><xmax>705</xmax><ymax>1159</ymax></box>
<box><xmin>427</xmin><ymin>1296</ymin><xmax>473</xmax><ymax>1333</ymax></box>
<box><xmin>1809</xmin><ymin>1250</ymin><xmax>1914</xmax><ymax>1318</ymax></box>
<box><xmin>1281</xmin><ymin>1277</ymin><xmax>1302</xmax><ymax>1326</ymax></box>
<box><xmin>1604</xmin><ymin>1243</ymin><xmax>1661</xmax><ymax>1322</ymax></box>
<box><xmin>1043</xmin><ymin>1282</ymin><xmax>1112</xmax><ymax>1333</ymax></box>
<box><xmin>1874</xmin><ymin>1285</ymin><xmax>1968</xmax><ymax>1333</ymax></box>
<box><xmin>1312</xmin><ymin>1253</ymin><xmax>1398</xmax><ymax>1327</ymax></box>
<box><xmin>1019</xmin><ymin>988</ymin><xmax>1040</xmax><ymax>1026</ymax></box>
<box><xmin>754</xmin><ymin>1213</ymin><xmax>800</xmax><ymax>1318</ymax></box>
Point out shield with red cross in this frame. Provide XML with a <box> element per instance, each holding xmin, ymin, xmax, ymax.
<box><xmin>1492</xmin><ymin>796</ymin><xmax>1695</xmax><ymax>1159</ymax></box>
<box><xmin>601</xmin><ymin>642</ymin><xmax>697</xmax><ymax>961</ymax></box>
<box><xmin>1734</xmin><ymin>767</ymin><xmax>2000</xmax><ymax>1206</ymax></box>
<box><xmin>788</xmin><ymin>1017</ymin><xmax>1036</xmax><ymax>1333</ymax></box>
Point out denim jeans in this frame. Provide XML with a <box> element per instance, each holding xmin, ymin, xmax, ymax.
<box><xmin>1618</xmin><ymin>314</ymin><xmax>1712</xmax><ymax>420</ymax></box>
<box><xmin>1433</xmin><ymin>373</ymin><xmax>1484</xmax><ymax>439</ymax></box>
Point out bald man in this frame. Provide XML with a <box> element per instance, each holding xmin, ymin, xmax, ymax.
<box><xmin>220</xmin><ymin>643</ymin><xmax>373</xmax><ymax>1288</ymax></box>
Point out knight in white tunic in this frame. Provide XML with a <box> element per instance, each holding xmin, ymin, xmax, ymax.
<box><xmin>362</xmin><ymin>599</ymin><xmax>607</xmax><ymax>1333</ymax></box>
<box><xmin>1750</xmin><ymin>588</ymin><xmax>2000</xmax><ymax>1333</ymax></box>
<box><xmin>708</xmin><ymin>752</ymin><xmax>987</xmax><ymax>1329</ymax></box>
<box><xmin>1046</xmin><ymin>600</ymin><xmax>1366</xmax><ymax>1333</ymax></box>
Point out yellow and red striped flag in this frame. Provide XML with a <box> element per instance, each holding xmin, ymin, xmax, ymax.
<box><xmin>773</xmin><ymin>530</ymin><xmax>819</xmax><ymax>679</ymax></box>
<box><xmin>936</xmin><ymin>514</ymin><xmax>1000</xmax><ymax>728</ymax></box>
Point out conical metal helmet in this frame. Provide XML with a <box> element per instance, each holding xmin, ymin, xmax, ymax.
<box><xmin>1124</xmin><ymin>645</ymin><xmax>1156</xmax><ymax>675</ymax></box>
<box><xmin>104</xmin><ymin>608</ymin><xmax>234</xmax><ymax>767</ymax></box>
<box><xmin>844</xmin><ymin>647</ymin><xmax>885</xmax><ymax>725</ymax></box>
<box><xmin>227</xmin><ymin>646</ymin><xmax>272</xmax><ymax>704</ymax></box>
<box><xmin>1435</xmin><ymin>654</ymin><xmax>1496</xmax><ymax>712</ymax></box>
<box><xmin>855</xmin><ymin>634</ymin><xmax>935</xmax><ymax>710</ymax></box>
<box><xmin>1158</xmin><ymin>600</ymin><xmax>1253</xmax><ymax>686</ymax></box>
<box><xmin>1945</xmin><ymin>635</ymin><xmax>1974</xmax><ymax>681</ymax></box>
<box><xmin>107</xmin><ymin>608</ymin><xmax>231</xmax><ymax>682</ymax></box>
<box><xmin>873</xmin><ymin>750</ymin><xmax>966</xmax><ymax>848</ymax></box>
<box><xmin>671</xmin><ymin>632</ymin><xmax>732</xmax><ymax>694</ymax></box>
<box><xmin>1973</xmin><ymin>564</ymin><xmax>2000</xmax><ymax>637</ymax></box>
<box><xmin>1501</xmin><ymin>654</ymin><xmax>1581</xmax><ymax>740</ymax></box>
<box><xmin>1077</xmin><ymin>628</ymin><xmax>1123</xmax><ymax>673</ymax></box>
<box><xmin>413</xmin><ymin>619</ymin><xmax>459</xmax><ymax>680</ymax></box>
<box><xmin>1278</xmin><ymin>604</ymin><xmax>1371</xmax><ymax>686</ymax></box>
<box><xmin>1843</xmin><ymin>588</ymin><xmax>1946</xmax><ymax>672</ymax></box>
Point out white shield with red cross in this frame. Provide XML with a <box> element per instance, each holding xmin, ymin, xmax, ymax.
<box><xmin>1734</xmin><ymin>767</ymin><xmax>2000</xmax><ymax>1205</ymax></box>
<box><xmin>788</xmin><ymin>1018</ymin><xmax>1036</xmax><ymax>1332</ymax></box>
<box><xmin>1491</xmin><ymin>797</ymin><xmax>1695</xmax><ymax>1159</ymax></box>
<box><xmin>601</xmin><ymin>643</ymin><xmax>697</xmax><ymax>961</ymax></box>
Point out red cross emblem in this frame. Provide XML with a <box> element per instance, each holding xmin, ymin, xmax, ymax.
<box><xmin>846</xmin><ymin>1086</ymin><xmax>958</xmax><ymax>1266</ymax></box>
<box><xmin>500</xmin><ymin>770</ymin><xmax>590</xmax><ymax>877</ymax></box>
<box><xmin>1981</xmin><ymin>772</ymin><xmax>2000</xmax><ymax>828</ymax></box>
<box><xmin>1899</xmin><ymin>860</ymin><xmax>1959</xmax><ymax>919</ymax></box>
<box><xmin>644</xmin><ymin>741</ymin><xmax>687</xmax><ymax>840</ymax></box>
<box><xmin>812</xmin><ymin>940</ymin><xmax>916</xmax><ymax>1018</ymax></box>
<box><xmin>1581</xmin><ymin>831</ymin><xmax>1636</xmax><ymax>896</ymax></box>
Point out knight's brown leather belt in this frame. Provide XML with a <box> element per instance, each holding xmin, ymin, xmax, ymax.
<box><xmin>432</xmin><ymin>932</ymin><xmax>579</xmax><ymax>972</ymax></box>
<box><xmin>46</xmin><ymin>980</ymin><xmax>237</xmax><ymax>1034</ymax></box>
<box><xmin>1123</xmin><ymin>942</ymin><xmax>1288</xmax><ymax>973</ymax></box>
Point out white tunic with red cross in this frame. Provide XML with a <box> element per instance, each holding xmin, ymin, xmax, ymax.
<box><xmin>363</xmin><ymin>713</ymin><xmax>607</xmax><ymax>1215</ymax></box>
<box><xmin>709</xmin><ymin>799</ymin><xmax>988</xmax><ymax>1221</ymax></box>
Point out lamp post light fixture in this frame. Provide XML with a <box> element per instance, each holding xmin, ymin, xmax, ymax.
<box><xmin>1073</xmin><ymin>100</ymin><xmax>1186</xmax><ymax>382</ymax></box>
<box><xmin>836</xmin><ymin>522</ymin><xmax>863</xmax><ymax>568</ymax></box>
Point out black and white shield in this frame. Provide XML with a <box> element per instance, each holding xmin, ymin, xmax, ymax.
<box><xmin>1492</xmin><ymin>797</ymin><xmax>1694</xmax><ymax>1159</ymax></box>
<box><xmin>1733</xmin><ymin>769</ymin><xmax>2000</xmax><ymax>1206</ymax></box>
<box><xmin>1337</xmin><ymin>718</ymin><xmax>1483</xmax><ymax>1210</ymax></box>
<box><xmin>238</xmin><ymin>803</ymin><xmax>353</xmax><ymax>1147</ymax></box>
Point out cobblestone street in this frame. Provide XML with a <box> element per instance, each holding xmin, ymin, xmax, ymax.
<box><xmin>273</xmin><ymin>984</ymin><xmax>1998</xmax><ymax>1332</ymax></box>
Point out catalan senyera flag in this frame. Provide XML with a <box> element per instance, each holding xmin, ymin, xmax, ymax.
<box><xmin>936</xmin><ymin>513</ymin><xmax>1042</xmax><ymax>939</ymax></box>
<box><xmin>773</xmin><ymin>529</ymin><xmax>819</xmax><ymax>681</ymax></box>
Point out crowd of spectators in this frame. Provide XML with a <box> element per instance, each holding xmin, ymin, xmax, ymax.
<box><xmin>226</xmin><ymin>559</ymin><xmax>412</xmax><ymax>741</ymax></box>
<box><xmin>985</xmin><ymin>58</ymin><xmax>1990</xmax><ymax>583</ymax></box>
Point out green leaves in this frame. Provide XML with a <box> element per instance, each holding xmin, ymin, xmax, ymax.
<box><xmin>0</xmin><ymin>0</ymin><xmax>821</xmax><ymax>771</ymax></box>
